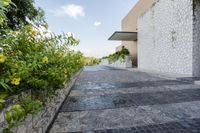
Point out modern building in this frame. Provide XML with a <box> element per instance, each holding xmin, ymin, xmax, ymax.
<box><xmin>109</xmin><ymin>0</ymin><xmax>200</xmax><ymax>76</ymax></box>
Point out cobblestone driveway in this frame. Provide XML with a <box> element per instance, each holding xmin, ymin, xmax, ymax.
<box><xmin>49</xmin><ymin>66</ymin><xmax>200</xmax><ymax>133</ymax></box>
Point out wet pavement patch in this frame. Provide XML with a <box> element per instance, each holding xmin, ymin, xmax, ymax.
<box><xmin>73</xmin><ymin>80</ymin><xmax>191</xmax><ymax>90</ymax></box>
<box><xmin>60</xmin><ymin>88</ymin><xmax>200</xmax><ymax>112</ymax></box>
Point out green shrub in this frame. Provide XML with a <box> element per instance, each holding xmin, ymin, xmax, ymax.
<box><xmin>102</xmin><ymin>47</ymin><xmax>130</xmax><ymax>64</ymax></box>
<box><xmin>84</xmin><ymin>57</ymin><xmax>101</xmax><ymax>66</ymax></box>
<box><xmin>4</xmin><ymin>104</ymin><xmax>25</xmax><ymax>132</ymax></box>
<box><xmin>0</xmin><ymin>24</ymin><xmax>83</xmax><ymax>95</ymax></box>
<box><xmin>0</xmin><ymin>1</ymin><xmax>85</xmax><ymax>132</ymax></box>
<box><xmin>0</xmin><ymin>24</ymin><xmax>84</xmax><ymax>131</ymax></box>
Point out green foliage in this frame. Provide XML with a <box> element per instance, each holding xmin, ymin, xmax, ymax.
<box><xmin>3</xmin><ymin>0</ymin><xmax>42</xmax><ymax>29</ymax></box>
<box><xmin>19</xmin><ymin>94</ymin><xmax>42</xmax><ymax>115</ymax></box>
<box><xmin>0</xmin><ymin>24</ymin><xmax>83</xmax><ymax>95</ymax></box>
<box><xmin>0</xmin><ymin>98</ymin><xmax>5</xmax><ymax>110</ymax></box>
<box><xmin>4</xmin><ymin>104</ymin><xmax>25</xmax><ymax>130</ymax></box>
<box><xmin>3</xmin><ymin>94</ymin><xmax>42</xmax><ymax>132</ymax></box>
<box><xmin>0</xmin><ymin>0</ymin><xmax>15</xmax><ymax>24</ymax></box>
<box><xmin>0</xmin><ymin>82</ymin><xmax>12</xmax><ymax>92</ymax></box>
<box><xmin>0</xmin><ymin>17</ymin><xmax>84</xmax><ymax>133</ymax></box>
<box><xmin>0</xmin><ymin>23</ymin><xmax>84</xmax><ymax>132</ymax></box>
<box><xmin>102</xmin><ymin>47</ymin><xmax>130</xmax><ymax>64</ymax></box>
<box><xmin>0</xmin><ymin>92</ymin><xmax>7</xmax><ymax>111</ymax></box>
<box><xmin>84</xmin><ymin>57</ymin><xmax>101</xmax><ymax>66</ymax></box>
<box><xmin>0</xmin><ymin>0</ymin><xmax>84</xmax><ymax>132</ymax></box>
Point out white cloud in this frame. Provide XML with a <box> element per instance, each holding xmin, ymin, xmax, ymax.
<box><xmin>54</xmin><ymin>4</ymin><xmax>85</xmax><ymax>19</ymax></box>
<box><xmin>94</xmin><ymin>21</ymin><xmax>102</xmax><ymax>27</ymax></box>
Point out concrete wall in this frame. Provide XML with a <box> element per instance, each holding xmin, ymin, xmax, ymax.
<box><xmin>193</xmin><ymin>0</ymin><xmax>200</xmax><ymax>76</ymax></box>
<box><xmin>138</xmin><ymin>0</ymin><xmax>194</xmax><ymax>75</ymax></box>
<box><xmin>100</xmin><ymin>56</ymin><xmax>132</xmax><ymax>68</ymax></box>
<box><xmin>120</xmin><ymin>0</ymin><xmax>158</xmax><ymax>66</ymax></box>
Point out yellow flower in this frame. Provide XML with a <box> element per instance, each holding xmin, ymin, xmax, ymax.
<box><xmin>42</xmin><ymin>56</ymin><xmax>48</xmax><ymax>63</ymax></box>
<box><xmin>11</xmin><ymin>77</ymin><xmax>21</xmax><ymax>86</ymax></box>
<box><xmin>0</xmin><ymin>54</ymin><xmax>6</xmax><ymax>63</ymax></box>
<box><xmin>11</xmin><ymin>31</ymin><xmax>19</xmax><ymax>37</ymax></box>
<box><xmin>31</xmin><ymin>31</ymin><xmax>37</xmax><ymax>37</ymax></box>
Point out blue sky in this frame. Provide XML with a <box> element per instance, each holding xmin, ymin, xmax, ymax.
<box><xmin>35</xmin><ymin>0</ymin><xmax>138</xmax><ymax>57</ymax></box>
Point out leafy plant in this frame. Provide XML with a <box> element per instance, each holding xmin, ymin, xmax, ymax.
<box><xmin>84</xmin><ymin>57</ymin><xmax>101</xmax><ymax>66</ymax></box>
<box><xmin>0</xmin><ymin>92</ymin><xmax>7</xmax><ymax>111</ymax></box>
<box><xmin>2</xmin><ymin>0</ymin><xmax>42</xmax><ymax>29</ymax></box>
<box><xmin>3</xmin><ymin>95</ymin><xmax>42</xmax><ymax>132</ymax></box>
<box><xmin>0</xmin><ymin>24</ymin><xmax>83</xmax><ymax>94</ymax></box>
<box><xmin>102</xmin><ymin>47</ymin><xmax>130</xmax><ymax>64</ymax></box>
<box><xmin>0</xmin><ymin>0</ymin><xmax>85</xmax><ymax>131</ymax></box>
<box><xmin>0</xmin><ymin>0</ymin><xmax>13</xmax><ymax>24</ymax></box>
<box><xmin>4</xmin><ymin>104</ymin><xmax>25</xmax><ymax>132</ymax></box>
<box><xmin>0</xmin><ymin>82</ymin><xmax>12</xmax><ymax>92</ymax></box>
<box><xmin>20</xmin><ymin>95</ymin><xmax>42</xmax><ymax>115</ymax></box>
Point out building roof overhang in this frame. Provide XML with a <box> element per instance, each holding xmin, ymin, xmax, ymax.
<box><xmin>108</xmin><ymin>31</ymin><xmax>137</xmax><ymax>41</ymax></box>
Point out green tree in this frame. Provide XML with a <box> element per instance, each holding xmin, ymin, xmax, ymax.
<box><xmin>4</xmin><ymin>0</ymin><xmax>42</xmax><ymax>29</ymax></box>
<box><xmin>0</xmin><ymin>0</ymin><xmax>13</xmax><ymax>24</ymax></box>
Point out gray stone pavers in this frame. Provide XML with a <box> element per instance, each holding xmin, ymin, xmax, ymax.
<box><xmin>49</xmin><ymin>66</ymin><xmax>200</xmax><ymax>133</ymax></box>
<box><xmin>73</xmin><ymin>80</ymin><xmax>191</xmax><ymax>90</ymax></box>
<box><xmin>50</xmin><ymin>101</ymin><xmax>200</xmax><ymax>132</ymax></box>
<box><xmin>70</xmin><ymin>84</ymin><xmax>200</xmax><ymax>97</ymax></box>
<box><xmin>67</xmin><ymin>118</ymin><xmax>200</xmax><ymax>133</ymax></box>
<box><xmin>60</xmin><ymin>88</ymin><xmax>200</xmax><ymax>112</ymax></box>
<box><xmin>75</xmin><ymin>119</ymin><xmax>200</xmax><ymax>133</ymax></box>
<box><xmin>76</xmin><ymin>67</ymin><xmax>165</xmax><ymax>84</ymax></box>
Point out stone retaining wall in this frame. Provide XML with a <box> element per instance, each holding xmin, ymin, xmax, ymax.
<box><xmin>0</xmin><ymin>69</ymin><xmax>82</xmax><ymax>133</ymax></box>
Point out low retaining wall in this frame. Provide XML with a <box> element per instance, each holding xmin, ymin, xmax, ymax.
<box><xmin>100</xmin><ymin>56</ymin><xmax>132</xmax><ymax>68</ymax></box>
<box><xmin>0</xmin><ymin>69</ymin><xmax>82</xmax><ymax>133</ymax></box>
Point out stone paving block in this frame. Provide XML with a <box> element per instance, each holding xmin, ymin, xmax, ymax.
<box><xmin>73</xmin><ymin>80</ymin><xmax>191</xmax><ymax>90</ymax></box>
<box><xmin>70</xmin><ymin>84</ymin><xmax>200</xmax><ymax>97</ymax></box>
<box><xmin>50</xmin><ymin>101</ymin><xmax>200</xmax><ymax>132</ymax></box>
<box><xmin>60</xmin><ymin>88</ymin><xmax>200</xmax><ymax>112</ymax></box>
<box><xmin>65</xmin><ymin>118</ymin><xmax>200</xmax><ymax>132</ymax></box>
<box><xmin>49</xmin><ymin>66</ymin><xmax>200</xmax><ymax>133</ymax></box>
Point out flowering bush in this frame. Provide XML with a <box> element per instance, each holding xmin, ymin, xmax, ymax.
<box><xmin>0</xmin><ymin>24</ymin><xmax>84</xmax><ymax>132</ymax></box>
<box><xmin>0</xmin><ymin>1</ymin><xmax>85</xmax><ymax>131</ymax></box>
<box><xmin>0</xmin><ymin>24</ymin><xmax>83</xmax><ymax>94</ymax></box>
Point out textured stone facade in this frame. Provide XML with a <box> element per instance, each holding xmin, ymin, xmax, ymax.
<box><xmin>120</xmin><ymin>0</ymin><xmax>158</xmax><ymax>66</ymax></box>
<box><xmin>138</xmin><ymin>0</ymin><xmax>195</xmax><ymax>75</ymax></box>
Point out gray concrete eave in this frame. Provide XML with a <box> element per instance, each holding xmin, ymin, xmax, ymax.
<box><xmin>108</xmin><ymin>31</ymin><xmax>137</xmax><ymax>41</ymax></box>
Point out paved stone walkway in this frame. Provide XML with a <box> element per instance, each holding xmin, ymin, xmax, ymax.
<box><xmin>49</xmin><ymin>66</ymin><xmax>200</xmax><ymax>133</ymax></box>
